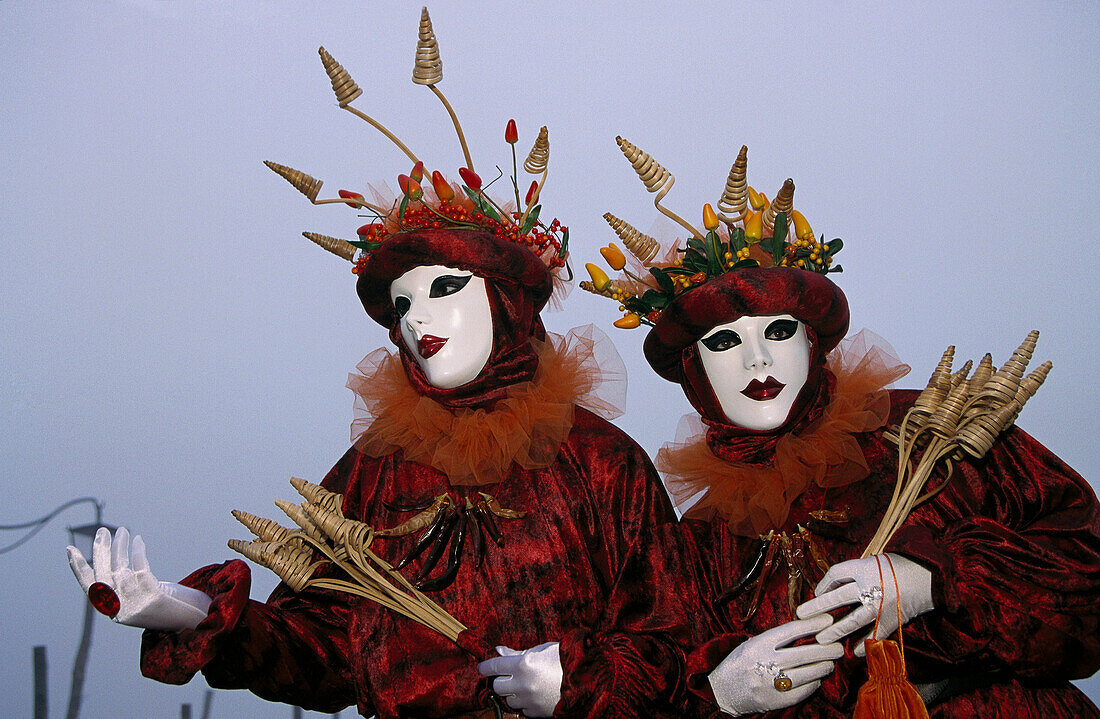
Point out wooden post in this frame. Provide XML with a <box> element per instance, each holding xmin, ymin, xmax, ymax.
<box><xmin>33</xmin><ymin>646</ymin><xmax>47</xmax><ymax>719</ymax></box>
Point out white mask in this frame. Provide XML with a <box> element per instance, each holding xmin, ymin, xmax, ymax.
<box><xmin>696</xmin><ymin>314</ymin><xmax>811</xmax><ymax>431</ymax></box>
<box><xmin>389</xmin><ymin>265</ymin><xmax>494</xmax><ymax>389</ymax></box>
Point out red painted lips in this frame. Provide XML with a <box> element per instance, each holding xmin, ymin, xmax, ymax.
<box><xmin>417</xmin><ymin>335</ymin><xmax>448</xmax><ymax>359</ymax></box>
<box><xmin>741</xmin><ymin>376</ymin><xmax>786</xmax><ymax>401</ymax></box>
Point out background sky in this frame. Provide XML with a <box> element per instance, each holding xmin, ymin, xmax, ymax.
<box><xmin>2</xmin><ymin>1</ymin><xmax>1098</xmax><ymax>717</ymax></box>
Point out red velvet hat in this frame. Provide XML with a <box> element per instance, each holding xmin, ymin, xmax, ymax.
<box><xmin>643</xmin><ymin>266</ymin><xmax>849</xmax><ymax>385</ymax></box>
<box><xmin>355</xmin><ymin>227</ymin><xmax>553</xmax><ymax>329</ymax></box>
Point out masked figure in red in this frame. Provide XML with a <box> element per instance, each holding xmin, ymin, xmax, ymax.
<box><xmin>588</xmin><ymin>142</ymin><xmax>1100</xmax><ymax>717</ymax></box>
<box><xmin>66</xmin><ymin>23</ymin><xmax>699</xmax><ymax>719</ymax></box>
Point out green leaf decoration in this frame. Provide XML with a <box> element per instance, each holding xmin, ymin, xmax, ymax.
<box><xmin>705</xmin><ymin>230</ymin><xmax>723</xmax><ymax>276</ymax></box>
<box><xmin>520</xmin><ymin>205</ymin><xmax>541</xmax><ymax>234</ymax></box>
<box><xmin>462</xmin><ymin>186</ymin><xmax>502</xmax><ymax>222</ymax></box>
<box><xmin>772</xmin><ymin>212</ymin><xmax>789</xmax><ymax>245</ymax></box>
<box><xmin>650</xmin><ymin>267</ymin><xmax>675</xmax><ymax>294</ymax></box>
<box><xmin>730</xmin><ymin>230</ymin><xmax>748</xmax><ymax>256</ymax></box>
<box><xmin>641</xmin><ymin>289</ymin><xmax>671</xmax><ymax>309</ymax></box>
<box><xmin>759</xmin><ymin>234</ymin><xmax>781</xmax><ymax>262</ymax></box>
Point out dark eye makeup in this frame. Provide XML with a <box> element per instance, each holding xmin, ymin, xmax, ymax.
<box><xmin>429</xmin><ymin>274</ymin><xmax>473</xmax><ymax>298</ymax></box>
<box><xmin>700</xmin><ymin>329</ymin><xmax>741</xmax><ymax>352</ymax></box>
<box><xmin>764</xmin><ymin>319</ymin><xmax>799</xmax><ymax>341</ymax></box>
<box><xmin>393</xmin><ymin>274</ymin><xmax>473</xmax><ymax>317</ymax></box>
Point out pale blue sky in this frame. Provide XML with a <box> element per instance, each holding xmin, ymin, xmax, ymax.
<box><xmin>3</xmin><ymin>2</ymin><xmax>1098</xmax><ymax>716</ymax></box>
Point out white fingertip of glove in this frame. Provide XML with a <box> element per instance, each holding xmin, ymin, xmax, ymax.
<box><xmin>708</xmin><ymin>614</ymin><xmax>843</xmax><ymax>716</ymax></box>
<box><xmin>796</xmin><ymin>553</ymin><xmax>934</xmax><ymax>656</ymax></box>
<box><xmin>477</xmin><ymin>641</ymin><xmax>562</xmax><ymax>717</ymax></box>
<box><xmin>66</xmin><ymin>526</ymin><xmax>212</xmax><ymax>632</ymax></box>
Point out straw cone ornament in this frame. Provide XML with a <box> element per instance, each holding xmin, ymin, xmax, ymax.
<box><xmin>717</xmin><ymin>145</ymin><xmax>749</xmax><ymax>223</ymax></box>
<box><xmin>264</xmin><ymin>161</ymin><xmax>323</xmax><ymax>203</ymax></box>
<box><xmin>615</xmin><ymin>136</ymin><xmax>703</xmax><ymax>240</ymax></box>
<box><xmin>603</xmin><ymin>212</ymin><xmax>660</xmax><ymax>263</ymax></box>
<box><xmin>412</xmin><ymin>7</ymin><xmax>443</xmax><ymax>85</ymax></box>
<box><xmin>762</xmin><ymin>178</ymin><xmax>795</xmax><ymax>232</ymax></box>
<box><xmin>864</xmin><ymin>331</ymin><xmax>1051</xmax><ymax>557</ymax></box>
<box><xmin>230</xmin><ymin>477</ymin><xmax>470</xmax><ymax>644</ymax></box>
<box><xmin>524</xmin><ymin>127</ymin><xmax>550</xmax><ymax>174</ymax></box>
<box><xmin>231</xmin><ymin>510</ymin><xmax>297</xmax><ymax>543</ymax></box>
<box><xmin>302</xmin><ymin>232</ymin><xmax>358</xmax><ymax>262</ymax></box>
<box><xmin>318</xmin><ymin>46</ymin><xmax>362</xmax><ymax>107</ymax></box>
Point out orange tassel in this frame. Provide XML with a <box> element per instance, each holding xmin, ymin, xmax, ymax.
<box><xmin>853</xmin><ymin>556</ymin><xmax>930</xmax><ymax>719</ymax></box>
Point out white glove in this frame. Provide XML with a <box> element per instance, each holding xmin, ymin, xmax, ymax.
<box><xmin>477</xmin><ymin>641</ymin><xmax>562</xmax><ymax>717</ymax></box>
<box><xmin>67</xmin><ymin>526</ymin><xmax>212</xmax><ymax>632</ymax></box>
<box><xmin>796</xmin><ymin>553</ymin><xmax>934</xmax><ymax>656</ymax></box>
<box><xmin>708</xmin><ymin>614</ymin><xmax>842</xmax><ymax>716</ymax></box>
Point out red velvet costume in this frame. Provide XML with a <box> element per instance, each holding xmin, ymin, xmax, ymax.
<box><xmin>647</xmin><ymin>268</ymin><xmax>1100</xmax><ymax>717</ymax></box>
<box><xmin>139</xmin><ymin>229</ymin><xmax>696</xmax><ymax>718</ymax></box>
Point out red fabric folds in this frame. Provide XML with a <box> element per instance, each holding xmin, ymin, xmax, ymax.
<box><xmin>347</xmin><ymin>326</ymin><xmax>625</xmax><ymax>486</ymax></box>
<box><xmin>659</xmin><ymin>331</ymin><xmax>910</xmax><ymax>535</ymax></box>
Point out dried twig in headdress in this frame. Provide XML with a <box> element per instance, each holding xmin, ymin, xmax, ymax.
<box><xmin>318</xmin><ymin>46</ymin><xmax>421</xmax><ymax>165</ymax></box>
<box><xmin>413</xmin><ymin>8</ymin><xmax>474</xmax><ymax>172</ymax></box>
<box><xmin>615</xmin><ymin>136</ymin><xmax>703</xmax><ymax>240</ymax></box>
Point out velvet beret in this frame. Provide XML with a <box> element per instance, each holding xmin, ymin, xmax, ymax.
<box><xmin>355</xmin><ymin>227</ymin><xmax>553</xmax><ymax>328</ymax></box>
<box><xmin>643</xmin><ymin>267</ymin><xmax>849</xmax><ymax>384</ymax></box>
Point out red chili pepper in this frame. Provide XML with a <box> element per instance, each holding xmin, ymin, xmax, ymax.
<box><xmin>338</xmin><ymin>189</ymin><xmax>364</xmax><ymax>207</ymax></box>
<box><xmin>459</xmin><ymin>166</ymin><xmax>482</xmax><ymax>191</ymax></box>
<box><xmin>505</xmin><ymin>119</ymin><xmax>518</xmax><ymax>144</ymax></box>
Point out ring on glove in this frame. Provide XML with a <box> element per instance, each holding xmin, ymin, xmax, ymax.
<box><xmin>858</xmin><ymin>585</ymin><xmax>884</xmax><ymax>605</ymax></box>
<box><xmin>773</xmin><ymin>672</ymin><xmax>793</xmax><ymax>692</ymax></box>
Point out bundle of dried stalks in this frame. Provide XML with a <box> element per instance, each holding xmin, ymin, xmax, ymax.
<box><xmin>229</xmin><ymin>477</ymin><xmax>467</xmax><ymax>642</ymax></box>
<box><xmin>863</xmin><ymin>331</ymin><xmax>1051</xmax><ymax>557</ymax></box>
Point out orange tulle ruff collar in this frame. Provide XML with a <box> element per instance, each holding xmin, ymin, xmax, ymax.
<box><xmin>347</xmin><ymin>326</ymin><xmax>625</xmax><ymax>486</ymax></box>
<box><xmin>658</xmin><ymin>332</ymin><xmax>910</xmax><ymax>535</ymax></box>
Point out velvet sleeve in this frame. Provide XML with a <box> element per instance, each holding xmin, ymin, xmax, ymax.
<box><xmin>554</xmin><ymin>412</ymin><xmax>700</xmax><ymax>718</ymax></box>
<box><xmin>888</xmin><ymin>425</ymin><xmax>1100</xmax><ymax>681</ymax></box>
<box><xmin>139</xmin><ymin>559</ymin><xmax>360</xmax><ymax>714</ymax></box>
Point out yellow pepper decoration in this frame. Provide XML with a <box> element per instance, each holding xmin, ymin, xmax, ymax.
<box><xmin>613</xmin><ymin>313</ymin><xmax>640</xmax><ymax>329</ymax></box>
<box><xmin>600</xmin><ymin>243</ymin><xmax>627</xmax><ymax>271</ymax></box>
<box><xmin>702</xmin><ymin>203</ymin><xmax>719</xmax><ymax>231</ymax></box>
<box><xmin>585</xmin><ymin>263</ymin><xmax>611</xmax><ymax>291</ymax></box>
<box><xmin>791</xmin><ymin>210</ymin><xmax>814</xmax><ymax>240</ymax></box>
<box><xmin>747</xmin><ymin>185</ymin><xmax>764</xmax><ymax>211</ymax></box>
<box><xmin>744</xmin><ymin>210</ymin><xmax>763</xmax><ymax>241</ymax></box>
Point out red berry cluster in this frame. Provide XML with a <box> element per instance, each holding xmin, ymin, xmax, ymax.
<box><xmin>351</xmin><ymin>198</ymin><xmax>568</xmax><ymax>273</ymax></box>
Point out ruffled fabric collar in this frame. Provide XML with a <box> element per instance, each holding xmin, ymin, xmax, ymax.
<box><xmin>658</xmin><ymin>331</ymin><xmax>909</xmax><ymax>536</ymax></box>
<box><xmin>347</xmin><ymin>326</ymin><xmax>625</xmax><ymax>487</ymax></box>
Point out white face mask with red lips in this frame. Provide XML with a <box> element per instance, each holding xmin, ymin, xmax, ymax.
<box><xmin>696</xmin><ymin>314</ymin><xmax>812</xmax><ymax>431</ymax></box>
<box><xmin>389</xmin><ymin>264</ymin><xmax>494</xmax><ymax>389</ymax></box>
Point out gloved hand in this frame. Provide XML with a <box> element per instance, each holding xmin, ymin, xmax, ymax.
<box><xmin>67</xmin><ymin>526</ymin><xmax>212</xmax><ymax>632</ymax></box>
<box><xmin>796</xmin><ymin>553</ymin><xmax>934</xmax><ymax>656</ymax></box>
<box><xmin>708</xmin><ymin>614</ymin><xmax>842</xmax><ymax>716</ymax></box>
<box><xmin>477</xmin><ymin>641</ymin><xmax>562</xmax><ymax>717</ymax></box>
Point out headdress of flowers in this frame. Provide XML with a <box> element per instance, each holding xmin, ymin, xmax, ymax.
<box><xmin>583</xmin><ymin>142</ymin><xmax>842</xmax><ymax>328</ymax></box>
<box><xmin>265</xmin><ymin>8</ymin><xmax>569</xmax><ymax>278</ymax></box>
